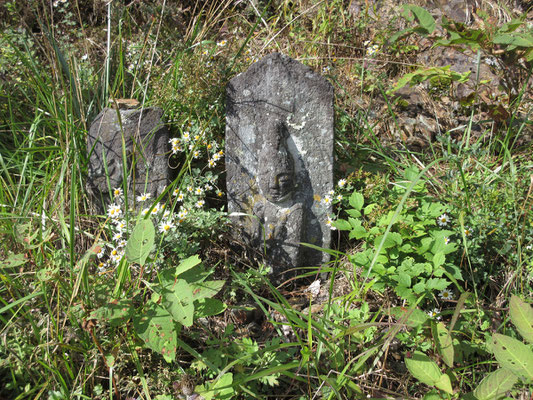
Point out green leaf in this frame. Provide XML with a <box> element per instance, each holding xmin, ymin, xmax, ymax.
<box><xmin>435</xmin><ymin>373</ymin><xmax>453</xmax><ymax>394</ymax></box>
<box><xmin>433</xmin><ymin>252</ymin><xmax>445</xmax><ymax>268</ymax></box>
<box><xmin>190</xmin><ymin>280</ymin><xmax>225</xmax><ymax>300</ymax></box>
<box><xmin>333</xmin><ymin>219</ymin><xmax>352</xmax><ymax>231</ymax></box>
<box><xmin>133</xmin><ymin>303</ymin><xmax>178</xmax><ymax>363</ymax></box>
<box><xmin>91</xmin><ymin>299</ymin><xmax>134</xmax><ymax>327</ymax></box>
<box><xmin>161</xmin><ymin>280</ymin><xmax>195</xmax><ymax>327</ymax></box>
<box><xmin>391</xmin><ymin>307</ymin><xmax>428</xmax><ymax>327</ymax></box>
<box><xmin>349</xmin><ymin>191</ymin><xmax>364</xmax><ymax>211</ymax></box>
<box><xmin>0</xmin><ymin>253</ymin><xmax>27</xmax><ymax>268</ymax></box>
<box><xmin>405</xmin><ymin>351</ymin><xmax>442</xmax><ymax>386</ymax></box>
<box><xmin>491</xmin><ymin>333</ymin><xmax>533</xmax><ymax>380</ymax></box>
<box><xmin>433</xmin><ymin>322</ymin><xmax>454</xmax><ymax>368</ymax></box>
<box><xmin>474</xmin><ymin>368</ymin><xmax>518</xmax><ymax>400</ymax></box>
<box><xmin>364</xmin><ymin>203</ymin><xmax>377</xmax><ymax>215</ymax></box>
<box><xmin>125</xmin><ymin>218</ymin><xmax>155</xmax><ymax>266</ymax></box>
<box><xmin>404</xmin><ymin>5</ymin><xmax>436</xmax><ymax>33</ymax></box>
<box><xmin>374</xmin><ymin>232</ymin><xmax>402</xmax><ymax>249</ymax></box>
<box><xmin>493</xmin><ymin>33</ymin><xmax>533</xmax><ymax>47</ymax></box>
<box><xmin>349</xmin><ymin>224</ymin><xmax>368</xmax><ymax>240</ymax></box>
<box><xmin>346</xmin><ymin>208</ymin><xmax>362</xmax><ymax>218</ymax></box>
<box><xmin>509</xmin><ymin>295</ymin><xmax>533</xmax><ymax>344</ymax></box>
<box><xmin>395</xmin><ymin>272</ymin><xmax>412</xmax><ymax>287</ymax></box>
<box><xmin>175</xmin><ymin>255</ymin><xmax>202</xmax><ymax>277</ymax></box>
<box><xmin>195</xmin><ymin>298</ymin><xmax>226</xmax><ymax>318</ymax></box>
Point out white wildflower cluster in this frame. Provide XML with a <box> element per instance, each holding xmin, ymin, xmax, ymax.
<box><xmin>320</xmin><ymin>177</ymin><xmax>352</xmax><ymax>231</ymax></box>
<box><xmin>364</xmin><ymin>41</ymin><xmax>379</xmax><ymax>57</ymax></box>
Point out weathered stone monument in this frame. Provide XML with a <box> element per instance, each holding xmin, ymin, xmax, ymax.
<box><xmin>226</xmin><ymin>53</ymin><xmax>334</xmax><ymax>281</ymax></box>
<box><xmin>87</xmin><ymin>106</ymin><xmax>170</xmax><ymax>208</ymax></box>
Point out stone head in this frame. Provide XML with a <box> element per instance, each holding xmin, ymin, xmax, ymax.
<box><xmin>257</xmin><ymin>120</ymin><xmax>295</xmax><ymax>203</ymax></box>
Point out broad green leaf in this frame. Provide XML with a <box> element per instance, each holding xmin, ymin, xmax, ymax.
<box><xmin>435</xmin><ymin>373</ymin><xmax>453</xmax><ymax>394</ymax></box>
<box><xmin>133</xmin><ymin>303</ymin><xmax>178</xmax><ymax>363</ymax></box>
<box><xmin>195</xmin><ymin>298</ymin><xmax>226</xmax><ymax>317</ymax></box>
<box><xmin>493</xmin><ymin>33</ymin><xmax>533</xmax><ymax>47</ymax></box>
<box><xmin>491</xmin><ymin>333</ymin><xmax>533</xmax><ymax>380</ymax></box>
<box><xmin>190</xmin><ymin>280</ymin><xmax>225</xmax><ymax>300</ymax></box>
<box><xmin>125</xmin><ymin>218</ymin><xmax>155</xmax><ymax>266</ymax></box>
<box><xmin>364</xmin><ymin>203</ymin><xmax>377</xmax><ymax>215</ymax></box>
<box><xmin>404</xmin><ymin>5</ymin><xmax>436</xmax><ymax>33</ymax></box>
<box><xmin>433</xmin><ymin>322</ymin><xmax>454</xmax><ymax>368</ymax></box>
<box><xmin>509</xmin><ymin>295</ymin><xmax>533</xmax><ymax>344</ymax></box>
<box><xmin>349</xmin><ymin>224</ymin><xmax>368</xmax><ymax>240</ymax></box>
<box><xmin>0</xmin><ymin>253</ymin><xmax>27</xmax><ymax>268</ymax></box>
<box><xmin>161</xmin><ymin>279</ymin><xmax>195</xmax><ymax>327</ymax></box>
<box><xmin>394</xmin><ymin>272</ymin><xmax>412</xmax><ymax>287</ymax></box>
<box><xmin>374</xmin><ymin>232</ymin><xmax>402</xmax><ymax>249</ymax></box>
<box><xmin>175</xmin><ymin>255</ymin><xmax>202</xmax><ymax>277</ymax></box>
<box><xmin>474</xmin><ymin>368</ymin><xmax>518</xmax><ymax>400</ymax></box>
<box><xmin>346</xmin><ymin>209</ymin><xmax>362</xmax><ymax>218</ymax></box>
<box><xmin>433</xmin><ymin>252</ymin><xmax>445</xmax><ymax>268</ymax></box>
<box><xmin>91</xmin><ymin>299</ymin><xmax>134</xmax><ymax>327</ymax></box>
<box><xmin>334</xmin><ymin>218</ymin><xmax>352</xmax><ymax>231</ymax></box>
<box><xmin>405</xmin><ymin>351</ymin><xmax>442</xmax><ymax>386</ymax></box>
<box><xmin>349</xmin><ymin>191</ymin><xmax>364</xmax><ymax>211</ymax></box>
<box><xmin>391</xmin><ymin>307</ymin><xmax>428</xmax><ymax>327</ymax></box>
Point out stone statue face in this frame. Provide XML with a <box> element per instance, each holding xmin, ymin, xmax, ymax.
<box><xmin>258</xmin><ymin>121</ymin><xmax>295</xmax><ymax>203</ymax></box>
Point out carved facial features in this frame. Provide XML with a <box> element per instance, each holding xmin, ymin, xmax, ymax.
<box><xmin>258</xmin><ymin>120</ymin><xmax>295</xmax><ymax>203</ymax></box>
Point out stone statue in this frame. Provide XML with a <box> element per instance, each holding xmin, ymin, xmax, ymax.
<box><xmin>226</xmin><ymin>53</ymin><xmax>334</xmax><ymax>282</ymax></box>
<box><xmin>253</xmin><ymin>119</ymin><xmax>304</xmax><ymax>271</ymax></box>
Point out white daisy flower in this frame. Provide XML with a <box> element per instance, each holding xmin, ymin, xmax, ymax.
<box><xmin>112</xmin><ymin>231</ymin><xmax>122</xmax><ymax>241</ymax></box>
<box><xmin>208</xmin><ymin>159</ymin><xmax>216</xmax><ymax>168</ymax></box>
<box><xmin>322</xmin><ymin>195</ymin><xmax>332</xmax><ymax>205</ymax></box>
<box><xmin>216</xmin><ymin>190</ymin><xmax>223</xmax><ymax>197</ymax></box>
<box><xmin>437</xmin><ymin>213</ymin><xmax>450</xmax><ymax>227</ymax></box>
<box><xmin>336</xmin><ymin>194</ymin><xmax>343</xmax><ymax>201</ymax></box>
<box><xmin>186</xmin><ymin>186</ymin><xmax>193</xmax><ymax>193</ymax></box>
<box><xmin>159</xmin><ymin>220</ymin><xmax>175</xmax><ymax>233</ymax></box>
<box><xmin>195</xmin><ymin>187</ymin><xmax>204</xmax><ymax>196</ymax></box>
<box><xmin>137</xmin><ymin>193</ymin><xmax>151</xmax><ymax>202</ymax></box>
<box><xmin>177</xmin><ymin>208</ymin><xmax>188</xmax><ymax>219</ymax></box>
<box><xmin>107</xmin><ymin>204</ymin><xmax>122</xmax><ymax>219</ymax></box>
<box><xmin>195</xmin><ymin>199</ymin><xmax>205</xmax><ymax>208</ymax></box>
<box><xmin>444</xmin><ymin>237</ymin><xmax>450</xmax><ymax>245</ymax></box>
<box><xmin>114</xmin><ymin>220</ymin><xmax>126</xmax><ymax>231</ymax></box>
<box><xmin>326</xmin><ymin>216</ymin><xmax>336</xmax><ymax>230</ymax></box>
<box><xmin>94</xmin><ymin>245</ymin><xmax>105</xmax><ymax>259</ymax></box>
<box><xmin>113</xmin><ymin>187</ymin><xmax>123</xmax><ymax>197</ymax></box>
<box><xmin>216</xmin><ymin>39</ymin><xmax>227</xmax><ymax>47</ymax></box>
<box><xmin>193</xmin><ymin>150</ymin><xmax>200</xmax><ymax>159</ymax></box>
<box><xmin>338</xmin><ymin>179</ymin><xmax>347</xmax><ymax>188</ymax></box>
<box><xmin>427</xmin><ymin>309</ymin><xmax>441</xmax><ymax>320</ymax></box>
<box><xmin>182</xmin><ymin>131</ymin><xmax>191</xmax><ymax>142</ymax></box>
<box><xmin>141</xmin><ymin>208</ymin><xmax>150</xmax><ymax>216</ymax></box>
<box><xmin>439</xmin><ymin>289</ymin><xmax>454</xmax><ymax>301</ymax></box>
<box><xmin>464</xmin><ymin>227</ymin><xmax>472</xmax><ymax>237</ymax></box>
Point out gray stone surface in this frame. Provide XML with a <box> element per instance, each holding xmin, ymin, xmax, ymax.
<box><xmin>226</xmin><ymin>53</ymin><xmax>334</xmax><ymax>280</ymax></box>
<box><xmin>87</xmin><ymin>107</ymin><xmax>169</xmax><ymax>208</ymax></box>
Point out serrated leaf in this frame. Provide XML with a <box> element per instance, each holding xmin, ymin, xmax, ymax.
<box><xmin>433</xmin><ymin>322</ymin><xmax>454</xmax><ymax>368</ymax></box>
<box><xmin>195</xmin><ymin>298</ymin><xmax>226</xmax><ymax>318</ymax></box>
<box><xmin>91</xmin><ymin>299</ymin><xmax>134</xmax><ymax>327</ymax></box>
<box><xmin>190</xmin><ymin>280</ymin><xmax>225</xmax><ymax>300</ymax></box>
<box><xmin>133</xmin><ymin>303</ymin><xmax>178</xmax><ymax>363</ymax></box>
<box><xmin>125</xmin><ymin>219</ymin><xmax>155</xmax><ymax>266</ymax></box>
<box><xmin>435</xmin><ymin>373</ymin><xmax>453</xmax><ymax>394</ymax></box>
<box><xmin>474</xmin><ymin>368</ymin><xmax>518</xmax><ymax>400</ymax></box>
<box><xmin>509</xmin><ymin>295</ymin><xmax>533</xmax><ymax>344</ymax></box>
<box><xmin>405</xmin><ymin>351</ymin><xmax>442</xmax><ymax>386</ymax></box>
<box><xmin>349</xmin><ymin>191</ymin><xmax>364</xmax><ymax>211</ymax></box>
<box><xmin>491</xmin><ymin>333</ymin><xmax>533</xmax><ymax>380</ymax></box>
<box><xmin>161</xmin><ymin>279</ymin><xmax>195</xmax><ymax>327</ymax></box>
<box><xmin>346</xmin><ymin>209</ymin><xmax>362</xmax><ymax>218</ymax></box>
<box><xmin>175</xmin><ymin>255</ymin><xmax>202</xmax><ymax>277</ymax></box>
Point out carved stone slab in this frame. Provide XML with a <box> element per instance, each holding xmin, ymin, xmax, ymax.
<box><xmin>226</xmin><ymin>53</ymin><xmax>334</xmax><ymax>279</ymax></box>
<box><xmin>87</xmin><ymin>107</ymin><xmax>169</xmax><ymax>208</ymax></box>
